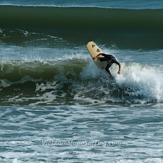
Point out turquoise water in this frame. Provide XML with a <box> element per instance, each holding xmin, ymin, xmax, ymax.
<box><xmin>0</xmin><ymin>1</ymin><xmax>163</xmax><ymax>162</ymax></box>
<box><xmin>1</xmin><ymin>0</ymin><xmax>163</xmax><ymax>9</ymax></box>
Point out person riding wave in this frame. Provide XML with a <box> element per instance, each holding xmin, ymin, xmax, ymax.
<box><xmin>93</xmin><ymin>53</ymin><xmax>121</xmax><ymax>78</ymax></box>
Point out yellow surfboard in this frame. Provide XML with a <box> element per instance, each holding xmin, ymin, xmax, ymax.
<box><xmin>86</xmin><ymin>41</ymin><xmax>107</xmax><ymax>69</ymax></box>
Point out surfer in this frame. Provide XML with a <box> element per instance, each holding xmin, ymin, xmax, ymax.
<box><xmin>93</xmin><ymin>53</ymin><xmax>121</xmax><ymax>78</ymax></box>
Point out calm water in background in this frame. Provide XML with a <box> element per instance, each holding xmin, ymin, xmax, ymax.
<box><xmin>0</xmin><ymin>0</ymin><xmax>163</xmax><ymax>162</ymax></box>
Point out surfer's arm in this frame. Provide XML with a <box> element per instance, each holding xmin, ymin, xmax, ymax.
<box><xmin>93</xmin><ymin>53</ymin><xmax>106</xmax><ymax>60</ymax></box>
<box><xmin>114</xmin><ymin>60</ymin><xmax>121</xmax><ymax>74</ymax></box>
<box><xmin>117</xmin><ymin>63</ymin><xmax>121</xmax><ymax>74</ymax></box>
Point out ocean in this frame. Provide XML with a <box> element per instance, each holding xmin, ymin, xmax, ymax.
<box><xmin>0</xmin><ymin>0</ymin><xmax>163</xmax><ymax>162</ymax></box>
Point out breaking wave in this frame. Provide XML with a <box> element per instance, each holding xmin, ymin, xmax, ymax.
<box><xmin>0</xmin><ymin>58</ymin><xmax>163</xmax><ymax>106</ymax></box>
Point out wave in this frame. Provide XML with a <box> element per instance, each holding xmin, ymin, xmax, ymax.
<box><xmin>1</xmin><ymin>6</ymin><xmax>163</xmax><ymax>49</ymax></box>
<box><xmin>0</xmin><ymin>59</ymin><xmax>85</xmax><ymax>81</ymax></box>
<box><xmin>0</xmin><ymin>59</ymin><xmax>163</xmax><ymax>106</ymax></box>
<box><xmin>1</xmin><ymin>0</ymin><xmax>163</xmax><ymax>9</ymax></box>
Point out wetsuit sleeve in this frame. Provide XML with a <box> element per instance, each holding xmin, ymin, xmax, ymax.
<box><xmin>112</xmin><ymin>58</ymin><xmax>120</xmax><ymax>65</ymax></box>
<box><xmin>100</xmin><ymin>53</ymin><xmax>107</xmax><ymax>57</ymax></box>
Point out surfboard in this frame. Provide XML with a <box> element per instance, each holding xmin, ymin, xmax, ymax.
<box><xmin>86</xmin><ymin>41</ymin><xmax>107</xmax><ymax>69</ymax></box>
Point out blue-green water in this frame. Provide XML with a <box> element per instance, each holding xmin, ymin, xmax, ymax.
<box><xmin>1</xmin><ymin>105</ymin><xmax>163</xmax><ymax>162</ymax></box>
<box><xmin>0</xmin><ymin>0</ymin><xmax>163</xmax><ymax>162</ymax></box>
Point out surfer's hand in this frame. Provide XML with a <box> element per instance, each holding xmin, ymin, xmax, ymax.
<box><xmin>93</xmin><ymin>56</ymin><xmax>97</xmax><ymax>60</ymax></box>
<box><xmin>118</xmin><ymin>70</ymin><xmax>120</xmax><ymax>74</ymax></box>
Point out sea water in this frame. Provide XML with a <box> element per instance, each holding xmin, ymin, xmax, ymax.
<box><xmin>0</xmin><ymin>0</ymin><xmax>163</xmax><ymax>162</ymax></box>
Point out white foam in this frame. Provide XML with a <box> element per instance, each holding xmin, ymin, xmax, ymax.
<box><xmin>13</xmin><ymin>158</ymin><xmax>21</xmax><ymax>163</ymax></box>
<box><xmin>116</xmin><ymin>63</ymin><xmax>163</xmax><ymax>103</ymax></box>
<box><xmin>116</xmin><ymin>158</ymin><xmax>162</xmax><ymax>163</ymax></box>
<box><xmin>80</xmin><ymin>59</ymin><xmax>102</xmax><ymax>79</ymax></box>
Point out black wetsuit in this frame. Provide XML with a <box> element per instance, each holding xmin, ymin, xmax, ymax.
<box><xmin>99</xmin><ymin>53</ymin><xmax>120</xmax><ymax>77</ymax></box>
